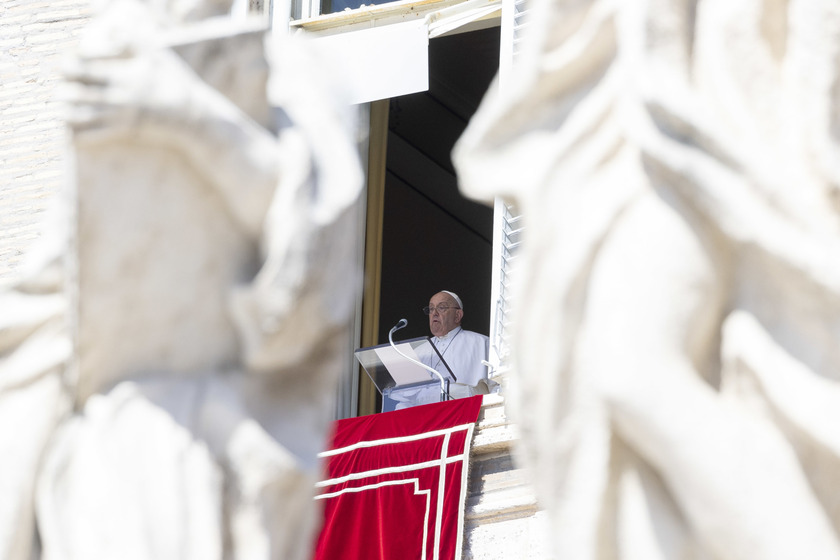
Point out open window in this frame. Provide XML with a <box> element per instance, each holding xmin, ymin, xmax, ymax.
<box><xmin>267</xmin><ymin>0</ymin><xmax>507</xmax><ymax>416</ymax></box>
<box><xmin>355</xmin><ymin>25</ymin><xmax>500</xmax><ymax>414</ymax></box>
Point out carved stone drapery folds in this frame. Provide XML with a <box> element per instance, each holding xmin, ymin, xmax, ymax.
<box><xmin>455</xmin><ymin>1</ymin><xmax>840</xmax><ymax>558</ymax></box>
<box><xmin>0</xmin><ymin>1</ymin><xmax>363</xmax><ymax>559</ymax></box>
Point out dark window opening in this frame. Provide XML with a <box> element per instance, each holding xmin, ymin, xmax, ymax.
<box><xmin>377</xmin><ymin>25</ymin><xmax>500</xmax><ymax>345</ymax></box>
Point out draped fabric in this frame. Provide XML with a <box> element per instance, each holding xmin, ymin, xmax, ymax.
<box><xmin>314</xmin><ymin>396</ymin><xmax>483</xmax><ymax>560</ymax></box>
<box><xmin>453</xmin><ymin>0</ymin><xmax>840</xmax><ymax>557</ymax></box>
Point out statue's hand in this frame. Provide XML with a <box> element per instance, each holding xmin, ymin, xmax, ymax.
<box><xmin>62</xmin><ymin>39</ymin><xmax>281</xmax><ymax>235</ymax></box>
<box><xmin>61</xmin><ymin>47</ymin><xmax>203</xmax><ymax>145</ymax></box>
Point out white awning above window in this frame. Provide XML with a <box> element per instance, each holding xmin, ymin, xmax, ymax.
<box><xmin>292</xmin><ymin>0</ymin><xmax>501</xmax><ymax>104</ymax></box>
<box><xmin>314</xmin><ymin>19</ymin><xmax>430</xmax><ymax>105</ymax></box>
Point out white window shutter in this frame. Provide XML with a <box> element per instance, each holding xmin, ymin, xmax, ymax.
<box><xmin>487</xmin><ymin>0</ymin><xmax>529</xmax><ymax>373</ymax></box>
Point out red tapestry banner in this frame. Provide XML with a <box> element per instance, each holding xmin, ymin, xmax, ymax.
<box><xmin>313</xmin><ymin>395</ymin><xmax>484</xmax><ymax>560</ymax></box>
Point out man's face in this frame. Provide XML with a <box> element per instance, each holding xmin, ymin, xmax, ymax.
<box><xmin>428</xmin><ymin>292</ymin><xmax>463</xmax><ymax>337</ymax></box>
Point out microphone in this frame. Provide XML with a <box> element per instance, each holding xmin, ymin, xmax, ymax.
<box><xmin>387</xmin><ymin>318</ymin><xmax>450</xmax><ymax>403</ymax></box>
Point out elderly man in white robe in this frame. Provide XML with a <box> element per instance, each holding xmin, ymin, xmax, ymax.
<box><xmin>388</xmin><ymin>290</ymin><xmax>490</xmax><ymax>411</ymax></box>
<box><xmin>424</xmin><ymin>290</ymin><xmax>489</xmax><ymax>388</ymax></box>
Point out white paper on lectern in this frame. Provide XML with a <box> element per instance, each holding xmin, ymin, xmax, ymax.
<box><xmin>374</xmin><ymin>344</ymin><xmax>434</xmax><ymax>386</ymax></box>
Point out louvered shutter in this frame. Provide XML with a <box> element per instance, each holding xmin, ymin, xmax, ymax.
<box><xmin>487</xmin><ymin>0</ymin><xmax>529</xmax><ymax>372</ymax></box>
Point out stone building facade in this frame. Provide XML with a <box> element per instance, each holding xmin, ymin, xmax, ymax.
<box><xmin>0</xmin><ymin>0</ymin><xmax>91</xmax><ymax>284</ymax></box>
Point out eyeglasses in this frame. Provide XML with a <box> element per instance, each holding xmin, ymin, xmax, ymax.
<box><xmin>423</xmin><ymin>305</ymin><xmax>460</xmax><ymax>315</ymax></box>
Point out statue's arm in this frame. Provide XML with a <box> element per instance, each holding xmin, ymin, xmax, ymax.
<box><xmin>63</xmin><ymin>47</ymin><xmax>279</xmax><ymax>236</ymax></box>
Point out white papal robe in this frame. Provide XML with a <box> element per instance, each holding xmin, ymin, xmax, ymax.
<box><xmin>387</xmin><ymin>327</ymin><xmax>489</xmax><ymax>411</ymax></box>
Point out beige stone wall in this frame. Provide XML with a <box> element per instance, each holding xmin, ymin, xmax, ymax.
<box><xmin>0</xmin><ymin>0</ymin><xmax>91</xmax><ymax>284</ymax></box>
<box><xmin>465</xmin><ymin>392</ymin><xmax>552</xmax><ymax>559</ymax></box>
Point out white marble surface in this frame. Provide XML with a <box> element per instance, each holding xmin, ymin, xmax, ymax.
<box><xmin>0</xmin><ymin>1</ymin><xmax>363</xmax><ymax>558</ymax></box>
<box><xmin>455</xmin><ymin>0</ymin><xmax>840</xmax><ymax>558</ymax></box>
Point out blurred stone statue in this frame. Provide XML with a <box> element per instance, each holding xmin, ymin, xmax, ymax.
<box><xmin>0</xmin><ymin>0</ymin><xmax>362</xmax><ymax>558</ymax></box>
<box><xmin>455</xmin><ymin>0</ymin><xmax>840</xmax><ymax>558</ymax></box>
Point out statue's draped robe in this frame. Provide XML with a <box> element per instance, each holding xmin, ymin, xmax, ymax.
<box><xmin>0</xmin><ymin>8</ymin><xmax>362</xmax><ymax>560</ymax></box>
<box><xmin>455</xmin><ymin>0</ymin><xmax>840</xmax><ymax>558</ymax></box>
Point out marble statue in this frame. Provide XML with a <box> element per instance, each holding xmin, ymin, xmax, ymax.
<box><xmin>455</xmin><ymin>0</ymin><xmax>840</xmax><ymax>558</ymax></box>
<box><xmin>0</xmin><ymin>0</ymin><xmax>363</xmax><ymax>558</ymax></box>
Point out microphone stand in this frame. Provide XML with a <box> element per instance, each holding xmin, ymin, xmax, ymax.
<box><xmin>388</xmin><ymin>319</ymin><xmax>450</xmax><ymax>402</ymax></box>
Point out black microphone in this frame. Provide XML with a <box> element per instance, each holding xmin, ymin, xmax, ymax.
<box><xmin>391</xmin><ymin>318</ymin><xmax>408</xmax><ymax>332</ymax></box>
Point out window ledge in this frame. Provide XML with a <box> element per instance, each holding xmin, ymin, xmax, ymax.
<box><xmin>290</xmin><ymin>0</ymin><xmax>478</xmax><ymax>33</ymax></box>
